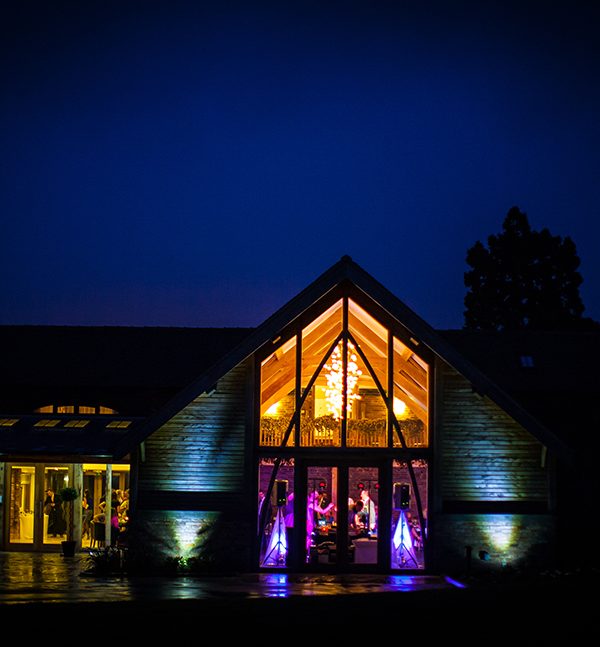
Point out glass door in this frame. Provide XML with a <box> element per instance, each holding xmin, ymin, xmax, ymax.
<box><xmin>304</xmin><ymin>465</ymin><xmax>339</xmax><ymax>566</ymax></box>
<box><xmin>7</xmin><ymin>465</ymin><xmax>36</xmax><ymax>546</ymax></box>
<box><xmin>42</xmin><ymin>465</ymin><xmax>71</xmax><ymax>546</ymax></box>
<box><xmin>300</xmin><ymin>462</ymin><xmax>384</xmax><ymax>570</ymax></box>
<box><xmin>6</xmin><ymin>463</ymin><xmax>72</xmax><ymax>550</ymax></box>
<box><xmin>347</xmin><ymin>466</ymin><xmax>380</xmax><ymax>565</ymax></box>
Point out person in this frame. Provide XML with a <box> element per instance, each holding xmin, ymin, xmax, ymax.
<box><xmin>110</xmin><ymin>504</ymin><xmax>120</xmax><ymax>545</ymax></box>
<box><xmin>347</xmin><ymin>497</ymin><xmax>356</xmax><ymax>528</ymax></box>
<box><xmin>119</xmin><ymin>490</ymin><xmax>129</xmax><ymax>514</ymax></box>
<box><xmin>82</xmin><ymin>489</ymin><xmax>93</xmax><ymax>539</ymax></box>
<box><xmin>306</xmin><ymin>491</ymin><xmax>335</xmax><ymax>552</ymax></box>
<box><xmin>353</xmin><ymin>500</ymin><xmax>368</xmax><ymax>537</ymax></box>
<box><xmin>360</xmin><ymin>489</ymin><xmax>377</xmax><ymax>532</ymax></box>
<box><xmin>284</xmin><ymin>491</ymin><xmax>294</xmax><ymax>557</ymax></box>
<box><xmin>44</xmin><ymin>489</ymin><xmax>66</xmax><ymax>537</ymax></box>
<box><xmin>316</xmin><ymin>493</ymin><xmax>331</xmax><ymax>524</ymax></box>
<box><xmin>405</xmin><ymin>511</ymin><xmax>422</xmax><ymax>550</ymax></box>
<box><xmin>257</xmin><ymin>489</ymin><xmax>266</xmax><ymax>528</ymax></box>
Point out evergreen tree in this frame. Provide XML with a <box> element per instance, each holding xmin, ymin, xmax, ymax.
<box><xmin>464</xmin><ymin>207</ymin><xmax>597</xmax><ymax>331</ymax></box>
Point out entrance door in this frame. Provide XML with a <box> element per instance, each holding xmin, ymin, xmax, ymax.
<box><xmin>300</xmin><ymin>461</ymin><xmax>385</xmax><ymax>570</ymax></box>
<box><xmin>6</xmin><ymin>463</ymin><xmax>72</xmax><ymax>551</ymax></box>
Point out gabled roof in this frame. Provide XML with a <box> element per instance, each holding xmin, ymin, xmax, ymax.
<box><xmin>115</xmin><ymin>256</ymin><xmax>573</xmax><ymax>461</ymax></box>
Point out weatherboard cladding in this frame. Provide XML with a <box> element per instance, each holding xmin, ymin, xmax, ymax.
<box><xmin>439</xmin><ymin>364</ymin><xmax>548</xmax><ymax>502</ymax></box>
<box><xmin>137</xmin><ymin>360</ymin><xmax>250</xmax><ymax>503</ymax></box>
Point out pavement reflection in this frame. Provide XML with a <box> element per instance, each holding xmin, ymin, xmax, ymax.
<box><xmin>0</xmin><ymin>551</ymin><xmax>461</xmax><ymax>605</ymax></box>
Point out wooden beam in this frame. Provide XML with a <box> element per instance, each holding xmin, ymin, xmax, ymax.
<box><xmin>261</xmin><ymin>351</ymin><xmax>295</xmax><ymax>392</ymax></box>
<box><xmin>261</xmin><ymin>375</ymin><xmax>296</xmax><ymax>411</ymax></box>
<box><xmin>393</xmin><ymin>377</ymin><xmax>428</xmax><ymax>424</ymax></box>
<box><xmin>348</xmin><ymin>315</ymin><xmax>387</xmax><ymax>357</ymax></box>
<box><xmin>302</xmin><ymin>315</ymin><xmax>342</xmax><ymax>359</ymax></box>
<box><xmin>394</xmin><ymin>352</ymin><xmax>427</xmax><ymax>389</ymax></box>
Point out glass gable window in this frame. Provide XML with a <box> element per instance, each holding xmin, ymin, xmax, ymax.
<box><xmin>260</xmin><ymin>336</ymin><xmax>296</xmax><ymax>447</ymax></box>
<box><xmin>259</xmin><ymin>297</ymin><xmax>429</xmax><ymax>448</ymax></box>
<box><xmin>300</xmin><ymin>300</ymin><xmax>343</xmax><ymax>447</ymax></box>
<box><xmin>347</xmin><ymin>301</ymin><xmax>388</xmax><ymax>448</ymax></box>
<box><xmin>392</xmin><ymin>337</ymin><xmax>429</xmax><ymax>447</ymax></box>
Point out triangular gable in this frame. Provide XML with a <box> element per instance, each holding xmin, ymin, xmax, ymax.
<box><xmin>115</xmin><ymin>256</ymin><xmax>571</xmax><ymax>460</ymax></box>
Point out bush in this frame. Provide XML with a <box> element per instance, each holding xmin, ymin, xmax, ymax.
<box><xmin>58</xmin><ymin>487</ymin><xmax>79</xmax><ymax>502</ymax></box>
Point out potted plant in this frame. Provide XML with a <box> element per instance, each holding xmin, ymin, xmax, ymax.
<box><xmin>58</xmin><ymin>486</ymin><xmax>80</xmax><ymax>557</ymax></box>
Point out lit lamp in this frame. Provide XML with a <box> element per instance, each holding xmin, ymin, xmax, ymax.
<box><xmin>393</xmin><ymin>397</ymin><xmax>407</xmax><ymax>418</ymax></box>
<box><xmin>265</xmin><ymin>401</ymin><xmax>280</xmax><ymax>416</ymax></box>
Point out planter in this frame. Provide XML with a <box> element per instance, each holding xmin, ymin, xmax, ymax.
<box><xmin>61</xmin><ymin>540</ymin><xmax>76</xmax><ymax>558</ymax></box>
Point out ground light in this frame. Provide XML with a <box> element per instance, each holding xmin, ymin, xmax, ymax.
<box><xmin>392</xmin><ymin>509</ymin><xmax>417</xmax><ymax>568</ymax></box>
<box><xmin>261</xmin><ymin>507</ymin><xmax>287</xmax><ymax>567</ymax></box>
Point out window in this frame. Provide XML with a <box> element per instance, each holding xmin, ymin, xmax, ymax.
<box><xmin>34</xmin><ymin>419</ymin><xmax>60</xmax><ymax>428</ymax></box>
<box><xmin>259</xmin><ymin>297</ymin><xmax>430</xmax><ymax>448</ymax></box>
<box><xmin>520</xmin><ymin>355</ymin><xmax>535</xmax><ymax>368</ymax></box>
<box><xmin>64</xmin><ymin>420</ymin><xmax>90</xmax><ymax>428</ymax></box>
<box><xmin>259</xmin><ymin>336</ymin><xmax>296</xmax><ymax>447</ymax></box>
<box><xmin>391</xmin><ymin>459</ymin><xmax>427</xmax><ymax>570</ymax></box>
<box><xmin>78</xmin><ymin>406</ymin><xmax>96</xmax><ymax>414</ymax></box>
<box><xmin>106</xmin><ymin>420</ymin><xmax>131</xmax><ymax>429</ymax></box>
<box><xmin>0</xmin><ymin>418</ymin><xmax>19</xmax><ymax>427</ymax></box>
<box><xmin>258</xmin><ymin>458</ymin><xmax>294</xmax><ymax>568</ymax></box>
<box><xmin>34</xmin><ymin>406</ymin><xmax>54</xmax><ymax>414</ymax></box>
<box><xmin>392</xmin><ymin>337</ymin><xmax>428</xmax><ymax>447</ymax></box>
<box><xmin>300</xmin><ymin>300</ymin><xmax>343</xmax><ymax>447</ymax></box>
<box><xmin>34</xmin><ymin>404</ymin><xmax>118</xmax><ymax>414</ymax></box>
<box><xmin>56</xmin><ymin>405</ymin><xmax>75</xmax><ymax>414</ymax></box>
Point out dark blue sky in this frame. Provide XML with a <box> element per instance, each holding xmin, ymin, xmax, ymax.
<box><xmin>2</xmin><ymin>1</ymin><xmax>599</xmax><ymax>329</ymax></box>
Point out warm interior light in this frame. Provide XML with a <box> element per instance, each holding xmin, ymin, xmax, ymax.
<box><xmin>393</xmin><ymin>397</ymin><xmax>407</xmax><ymax>417</ymax></box>
<box><xmin>265</xmin><ymin>402</ymin><xmax>280</xmax><ymax>416</ymax></box>
<box><xmin>324</xmin><ymin>341</ymin><xmax>362</xmax><ymax>420</ymax></box>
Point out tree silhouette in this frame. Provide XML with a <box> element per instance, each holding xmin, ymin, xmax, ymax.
<box><xmin>464</xmin><ymin>207</ymin><xmax>597</xmax><ymax>331</ymax></box>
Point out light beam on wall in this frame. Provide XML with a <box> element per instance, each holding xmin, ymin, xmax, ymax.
<box><xmin>173</xmin><ymin>511</ymin><xmax>219</xmax><ymax>558</ymax></box>
<box><xmin>483</xmin><ymin>515</ymin><xmax>517</xmax><ymax>552</ymax></box>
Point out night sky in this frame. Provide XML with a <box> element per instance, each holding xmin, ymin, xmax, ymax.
<box><xmin>2</xmin><ymin>1</ymin><xmax>599</xmax><ymax>330</ymax></box>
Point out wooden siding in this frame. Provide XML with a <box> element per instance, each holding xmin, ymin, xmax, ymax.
<box><xmin>439</xmin><ymin>364</ymin><xmax>548</xmax><ymax>502</ymax></box>
<box><xmin>138</xmin><ymin>360</ymin><xmax>250</xmax><ymax>497</ymax></box>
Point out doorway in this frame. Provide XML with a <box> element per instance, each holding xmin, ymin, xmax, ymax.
<box><xmin>298</xmin><ymin>460</ymin><xmax>388</xmax><ymax>571</ymax></box>
<box><xmin>6</xmin><ymin>463</ymin><xmax>72</xmax><ymax>551</ymax></box>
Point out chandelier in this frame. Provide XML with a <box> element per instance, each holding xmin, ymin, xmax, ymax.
<box><xmin>324</xmin><ymin>341</ymin><xmax>362</xmax><ymax>420</ymax></box>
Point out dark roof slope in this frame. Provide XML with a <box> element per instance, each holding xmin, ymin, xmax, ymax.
<box><xmin>0</xmin><ymin>325</ymin><xmax>253</xmax><ymax>415</ymax></box>
<box><xmin>439</xmin><ymin>330</ymin><xmax>600</xmax><ymax>446</ymax></box>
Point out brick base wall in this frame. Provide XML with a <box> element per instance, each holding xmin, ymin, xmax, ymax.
<box><xmin>130</xmin><ymin>509</ymin><xmax>252</xmax><ymax>572</ymax></box>
<box><xmin>433</xmin><ymin>513</ymin><xmax>556</xmax><ymax>574</ymax></box>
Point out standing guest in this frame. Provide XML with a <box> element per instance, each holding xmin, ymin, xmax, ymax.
<box><xmin>360</xmin><ymin>489</ymin><xmax>377</xmax><ymax>532</ymax></box>
<box><xmin>82</xmin><ymin>489</ymin><xmax>94</xmax><ymax>539</ymax></box>
<box><xmin>44</xmin><ymin>489</ymin><xmax>66</xmax><ymax>537</ymax></box>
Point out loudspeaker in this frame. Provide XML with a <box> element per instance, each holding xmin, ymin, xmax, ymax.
<box><xmin>393</xmin><ymin>482</ymin><xmax>410</xmax><ymax>510</ymax></box>
<box><xmin>272</xmin><ymin>479</ymin><xmax>288</xmax><ymax>507</ymax></box>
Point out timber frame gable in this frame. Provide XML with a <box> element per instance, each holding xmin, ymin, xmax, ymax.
<box><xmin>115</xmin><ymin>256</ymin><xmax>571</xmax><ymax>462</ymax></box>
